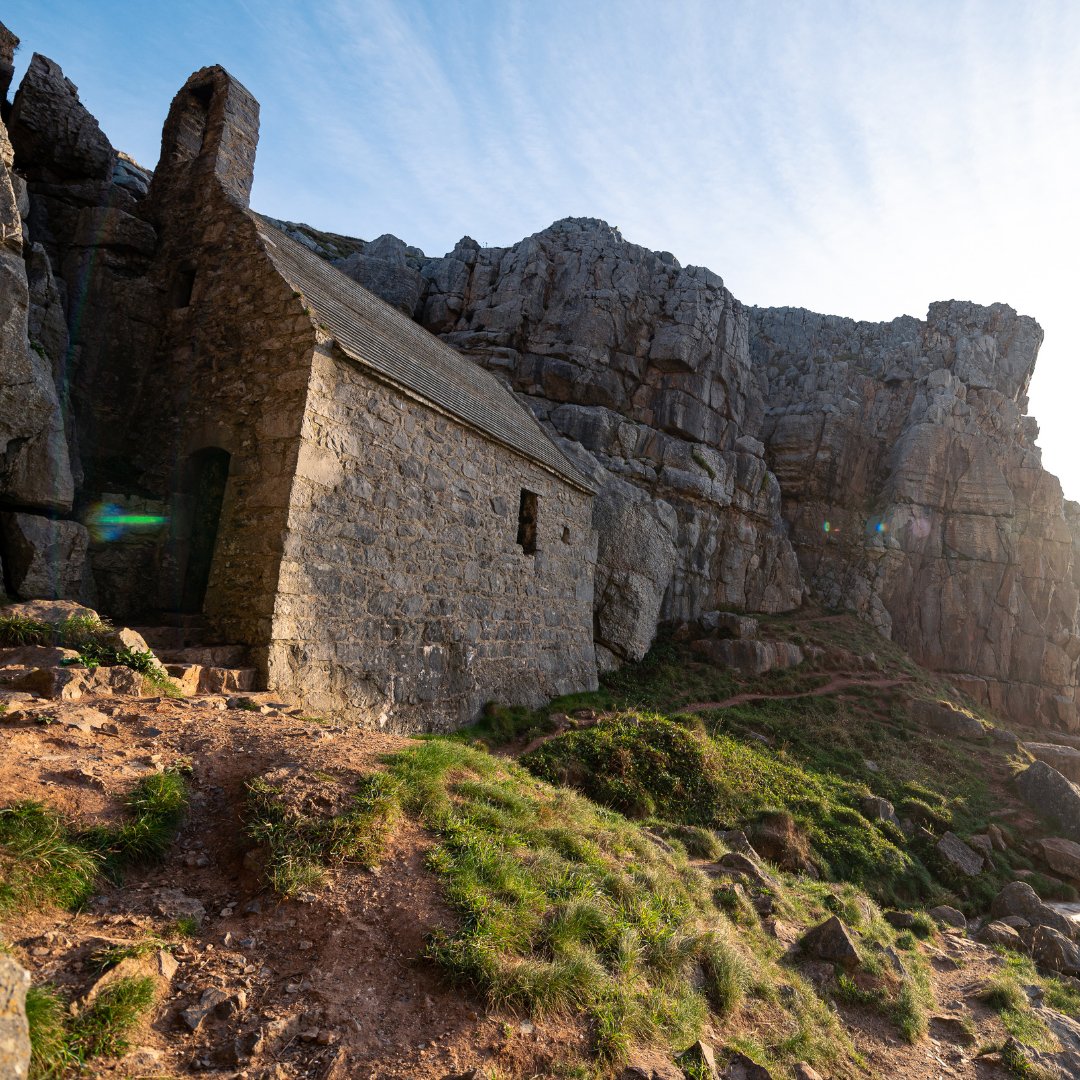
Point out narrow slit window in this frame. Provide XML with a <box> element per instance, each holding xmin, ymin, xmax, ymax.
<box><xmin>517</xmin><ymin>489</ymin><xmax>538</xmax><ymax>554</ymax></box>
<box><xmin>170</xmin><ymin>267</ymin><xmax>196</xmax><ymax>309</ymax></box>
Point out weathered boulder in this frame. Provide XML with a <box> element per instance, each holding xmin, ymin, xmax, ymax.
<box><xmin>800</xmin><ymin>916</ymin><xmax>860</xmax><ymax>970</ymax></box>
<box><xmin>0</xmin><ymin>598</ymin><xmax>97</xmax><ymax>626</ymax></box>
<box><xmin>0</xmin><ymin>513</ymin><xmax>89</xmax><ymax>599</ymax></box>
<box><xmin>592</xmin><ymin>479</ymin><xmax>678</xmax><ymax>662</ymax></box>
<box><xmin>675</xmin><ymin>1041</ymin><xmax>719</xmax><ymax>1080</ymax></box>
<box><xmin>990</xmin><ymin>881</ymin><xmax>1076</xmax><ymax>940</ymax></box>
<box><xmin>929</xmin><ymin>905</ymin><xmax>967</xmax><ymax>929</ymax></box>
<box><xmin>690</xmin><ymin>638</ymin><xmax>804</xmax><ymax>677</ymax></box>
<box><xmin>0</xmin><ymin>954</ymin><xmax>30</xmax><ymax>1080</ymax></box>
<box><xmin>699</xmin><ymin>611</ymin><xmax>760</xmax><ymax>639</ymax></box>
<box><xmin>1037</xmin><ymin>837</ymin><xmax>1080</xmax><ymax>881</ymax></box>
<box><xmin>976</xmin><ymin>920</ymin><xmax>1024</xmax><ymax>950</ymax></box>
<box><xmin>1016</xmin><ymin>762</ymin><xmax>1080</xmax><ymax>843</ymax></box>
<box><xmin>861</xmin><ymin>796</ymin><xmax>901</xmax><ymax>829</ymax></box>
<box><xmin>1023</xmin><ymin>925</ymin><xmax>1080</xmax><ymax>977</ymax></box>
<box><xmin>910</xmin><ymin>699</ymin><xmax>985</xmax><ymax>740</ymax></box>
<box><xmin>722</xmin><ymin>1051</ymin><xmax>774</xmax><ymax>1079</ymax></box>
<box><xmin>936</xmin><ymin>831</ymin><xmax>984</xmax><ymax>877</ymax></box>
<box><xmin>1025</xmin><ymin>743</ymin><xmax>1080</xmax><ymax>784</ymax></box>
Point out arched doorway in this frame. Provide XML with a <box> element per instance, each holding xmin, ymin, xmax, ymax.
<box><xmin>180</xmin><ymin>447</ymin><xmax>230</xmax><ymax>613</ymax></box>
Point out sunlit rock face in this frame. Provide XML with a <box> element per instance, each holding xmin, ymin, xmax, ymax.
<box><xmin>750</xmin><ymin>302</ymin><xmax>1080</xmax><ymax>730</ymax></box>
<box><xmin>412</xmin><ymin>218</ymin><xmax>804</xmax><ymax>663</ymax></box>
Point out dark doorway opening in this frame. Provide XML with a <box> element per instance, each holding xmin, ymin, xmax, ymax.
<box><xmin>180</xmin><ymin>447</ymin><xmax>230</xmax><ymax>613</ymax></box>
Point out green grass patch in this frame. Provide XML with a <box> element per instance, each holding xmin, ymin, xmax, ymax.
<box><xmin>245</xmin><ymin>771</ymin><xmax>399</xmax><ymax>897</ymax></box>
<box><xmin>384</xmin><ymin>737</ymin><xmax>850</xmax><ymax>1071</ymax></box>
<box><xmin>26</xmin><ymin>976</ymin><xmax>157</xmax><ymax>1078</ymax></box>
<box><xmin>0</xmin><ymin>769</ymin><xmax>189</xmax><ymax>913</ymax></box>
<box><xmin>979</xmin><ymin>953</ymin><xmax>1057</xmax><ymax>1052</ymax></box>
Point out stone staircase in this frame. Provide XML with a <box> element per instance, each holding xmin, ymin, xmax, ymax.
<box><xmin>131</xmin><ymin>613</ymin><xmax>258</xmax><ymax>696</ymax></box>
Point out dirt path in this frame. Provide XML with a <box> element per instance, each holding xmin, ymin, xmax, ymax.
<box><xmin>681</xmin><ymin>671</ymin><xmax>911</xmax><ymax>713</ymax></box>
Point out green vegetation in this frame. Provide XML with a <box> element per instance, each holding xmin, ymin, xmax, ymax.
<box><xmin>979</xmin><ymin>953</ymin><xmax>1056</xmax><ymax>1052</ymax></box>
<box><xmin>26</xmin><ymin>977</ymin><xmax>157</xmax><ymax>1078</ymax></box>
<box><xmin>0</xmin><ymin>610</ymin><xmax>181</xmax><ymax>697</ymax></box>
<box><xmin>469</xmin><ymin>618</ymin><xmax>1044</xmax><ymax>912</ymax></box>
<box><xmin>0</xmin><ymin>769</ymin><xmax>189</xmax><ymax>913</ymax></box>
<box><xmin>383</xmin><ymin>737</ymin><xmax>850</xmax><ymax>1070</ymax></box>
<box><xmin>245</xmin><ymin>771</ymin><xmax>399</xmax><ymax>897</ymax></box>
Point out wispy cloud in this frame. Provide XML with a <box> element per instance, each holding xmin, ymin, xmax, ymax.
<box><xmin>6</xmin><ymin>0</ymin><xmax>1080</xmax><ymax>494</ymax></box>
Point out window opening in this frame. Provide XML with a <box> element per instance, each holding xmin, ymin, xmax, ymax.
<box><xmin>170</xmin><ymin>267</ymin><xmax>196</xmax><ymax>309</ymax></box>
<box><xmin>517</xmin><ymin>489</ymin><xmax>538</xmax><ymax>555</ymax></box>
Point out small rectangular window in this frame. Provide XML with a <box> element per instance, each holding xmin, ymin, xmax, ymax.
<box><xmin>517</xmin><ymin>489</ymin><xmax>538</xmax><ymax>555</ymax></box>
<box><xmin>170</xmin><ymin>268</ymin><xmax>196</xmax><ymax>309</ymax></box>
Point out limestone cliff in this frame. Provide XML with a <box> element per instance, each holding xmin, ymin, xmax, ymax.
<box><xmin>409</xmin><ymin>218</ymin><xmax>804</xmax><ymax>666</ymax></box>
<box><xmin>751</xmin><ymin>303</ymin><xmax>1080</xmax><ymax>729</ymax></box>
<box><xmin>298</xmin><ymin>220</ymin><xmax>1080</xmax><ymax>730</ymax></box>
<box><xmin>4</xmin><ymin>18</ymin><xmax>1080</xmax><ymax>733</ymax></box>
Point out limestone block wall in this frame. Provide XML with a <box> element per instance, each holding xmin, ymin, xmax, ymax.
<box><xmin>267</xmin><ymin>347</ymin><xmax>599</xmax><ymax>731</ymax></box>
<box><xmin>123</xmin><ymin>203</ymin><xmax>316</xmax><ymax>646</ymax></box>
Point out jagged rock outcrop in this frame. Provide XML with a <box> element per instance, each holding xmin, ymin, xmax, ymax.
<box><xmin>283</xmin><ymin>214</ymin><xmax>1080</xmax><ymax>716</ymax></box>
<box><xmin>0</xmin><ymin>27</ymin><xmax>75</xmax><ymax>539</ymax></box>
<box><xmin>411</xmin><ymin>218</ymin><xmax>803</xmax><ymax>661</ymax></box>
<box><xmin>751</xmin><ymin>303</ymin><xmax>1080</xmax><ymax>729</ymax></box>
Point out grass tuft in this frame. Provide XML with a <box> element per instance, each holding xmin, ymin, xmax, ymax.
<box><xmin>245</xmin><ymin>770</ymin><xmax>399</xmax><ymax>897</ymax></box>
<box><xmin>0</xmin><ymin>769</ymin><xmax>188</xmax><ymax>914</ymax></box>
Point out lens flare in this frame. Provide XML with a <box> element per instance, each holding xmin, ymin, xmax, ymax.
<box><xmin>87</xmin><ymin>501</ymin><xmax>168</xmax><ymax>542</ymax></box>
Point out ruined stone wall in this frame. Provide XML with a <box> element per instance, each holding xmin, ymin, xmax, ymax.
<box><xmin>267</xmin><ymin>347</ymin><xmax>598</xmax><ymax>731</ymax></box>
<box><xmin>750</xmin><ymin>302</ymin><xmax>1080</xmax><ymax>730</ymax></box>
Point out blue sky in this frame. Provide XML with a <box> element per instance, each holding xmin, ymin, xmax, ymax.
<box><xmin>9</xmin><ymin>1</ymin><xmax>1080</xmax><ymax>496</ymax></box>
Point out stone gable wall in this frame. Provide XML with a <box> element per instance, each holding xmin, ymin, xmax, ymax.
<box><xmin>267</xmin><ymin>346</ymin><xmax>598</xmax><ymax>731</ymax></box>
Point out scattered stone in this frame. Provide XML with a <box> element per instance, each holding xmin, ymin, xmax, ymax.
<box><xmin>800</xmin><ymin>916</ymin><xmax>860</xmax><ymax>970</ymax></box>
<box><xmin>929</xmin><ymin>905</ymin><xmax>967</xmax><ymax>929</ymax></box>
<box><xmin>0</xmin><ymin>955</ymin><xmax>30</xmax><ymax>1080</ymax></box>
<box><xmin>676</xmin><ymin>1040</ymin><xmax>719</xmax><ymax>1080</ymax></box>
<box><xmin>181</xmin><ymin>987</ymin><xmax>230</xmax><ymax>1032</ymax></box>
<box><xmin>990</xmin><ymin>881</ymin><xmax>1076</xmax><ymax>940</ymax></box>
<box><xmin>1024</xmin><ymin>742</ymin><xmax>1080</xmax><ymax>784</ymax></box>
<box><xmin>976</xmin><ymin>920</ymin><xmax>1024</xmax><ymax>950</ymax></box>
<box><xmin>722</xmin><ymin>1051</ymin><xmax>774</xmax><ymax>1079</ymax></box>
<box><xmin>714</xmin><ymin>850</ymin><xmax>778</xmax><ymax>890</ymax></box>
<box><xmin>910</xmin><ymin>699</ymin><xmax>985</xmax><ymax>740</ymax></box>
<box><xmin>968</xmin><ymin>833</ymin><xmax>995</xmax><ymax>861</ymax></box>
<box><xmin>936</xmin><ymin>832</ymin><xmax>984</xmax><ymax>877</ymax></box>
<box><xmin>718</xmin><ymin>830</ymin><xmax>759</xmax><ymax>858</ymax></box>
<box><xmin>1016</xmin><ymin>762</ymin><xmax>1080</xmax><ymax>844</ymax></box>
<box><xmin>988</xmin><ymin>823</ymin><xmax>1008</xmax><ymax>851</ymax></box>
<box><xmin>792</xmin><ymin>1067</ymin><xmax>822</xmax><ymax>1080</ymax></box>
<box><xmin>699</xmin><ymin>611</ymin><xmax>759</xmax><ymax>639</ymax></box>
<box><xmin>1023</xmin><ymin>925</ymin><xmax>1080</xmax><ymax>977</ymax></box>
<box><xmin>861</xmin><ymin>796</ymin><xmax>901</xmax><ymax>828</ymax></box>
<box><xmin>883</xmin><ymin>910</ymin><xmax>916</xmax><ymax>930</ymax></box>
<box><xmin>1037</xmin><ymin>837</ymin><xmax>1080</xmax><ymax>881</ymax></box>
<box><xmin>152</xmin><ymin>888</ymin><xmax>206</xmax><ymax>926</ymax></box>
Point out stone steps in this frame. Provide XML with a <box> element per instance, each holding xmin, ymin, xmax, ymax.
<box><xmin>165</xmin><ymin>663</ymin><xmax>257</xmax><ymax>696</ymax></box>
<box><xmin>137</xmin><ymin>616</ymin><xmax>257</xmax><ymax>698</ymax></box>
<box><xmin>157</xmin><ymin>645</ymin><xmax>249</xmax><ymax>668</ymax></box>
<box><xmin>131</xmin><ymin>625</ymin><xmax>209</xmax><ymax>650</ymax></box>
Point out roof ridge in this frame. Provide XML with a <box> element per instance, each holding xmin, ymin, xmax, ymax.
<box><xmin>250</xmin><ymin>212</ymin><xmax>596</xmax><ymax>494</ymax></box>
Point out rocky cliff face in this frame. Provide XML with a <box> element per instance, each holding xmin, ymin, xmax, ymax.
<box><xmin>297</xmin><ymin>219</ymin><xmax>1080</xmax><ymax>728</ymax></box>
<box><xmin>751</xmin><ymin>303</ymin><xmax>1080</xmax><ymax>729</ymax></box>
<box><xmin>4</xmin><ymin>18</ymin><xmax>1079</xmax><ymax>732</ymax></box>
<box><xmin>409</xmin><ymin>218</ymin><xmax>803</xmax><ymax>665</ymax></box>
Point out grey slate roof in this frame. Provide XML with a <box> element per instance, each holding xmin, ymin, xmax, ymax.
<box><xmin>250</xmin><ymin>213</ymin><xmax>596</xmax><ymax>493</ymax></box>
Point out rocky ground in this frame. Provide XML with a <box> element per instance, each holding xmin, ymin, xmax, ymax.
<box><xmin>7</xmin><ymin>608</ymin><xmax>1080</xmax><ymax>1078</ymax></box>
